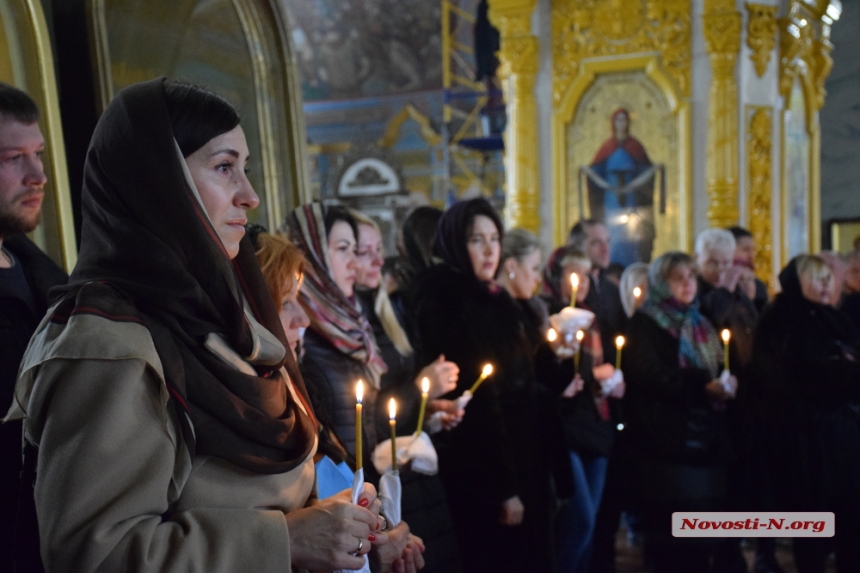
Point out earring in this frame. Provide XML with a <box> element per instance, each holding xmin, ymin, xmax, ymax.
<box><xmin>509</xmin><ymin>272</ymin><xmax>515</xmax><ymax>279</ymax></box>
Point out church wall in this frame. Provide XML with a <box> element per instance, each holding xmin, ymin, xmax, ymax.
<box><xmin>534</xmin><ymin>0</ymin><xmax>554</xmax><ymax>251</ymax></box>
<box><xmin>692</xmin><ymin>0</ymin><xmax>711</xmax><ymax>240</ymax></box>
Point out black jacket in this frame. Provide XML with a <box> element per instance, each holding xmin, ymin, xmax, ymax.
<box><xmin>747</xmin><ymin>286</ymin><xmax>860</xmax><ymax>511</ymax></box>
<box><xmin>0</xmin><ymin>234</ymin><xmax>66</xmax><ymax>572</ymax></box>
<box><xmin>624</xmin><ymin>311</ymin><xmax>727</xmax><ymax>467</ymax></box>
<box><xmin>584</xmin><ymin>271</ymin><xmax>626</xmax><ymax>367</ymax></box>
<box><xmin>299</xmin><ymin>328</ymin><xmax>377</xmax><ymax>467</ymax></box>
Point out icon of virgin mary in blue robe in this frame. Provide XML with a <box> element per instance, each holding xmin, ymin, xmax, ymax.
<box><xmin>587</xmin><ymin>108</ymin><xmax>656</xmax><ymax>265</ymax></box>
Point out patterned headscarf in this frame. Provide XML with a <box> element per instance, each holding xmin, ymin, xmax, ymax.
<box><xmin>287</xmin><ymin>203</ymin><xmax>387</xmax><ymax>388</ymax></box>
<box><xmin>639</xmin><ymin>253</ymin><xmax>721</xmax><ymax>377</ymax></box>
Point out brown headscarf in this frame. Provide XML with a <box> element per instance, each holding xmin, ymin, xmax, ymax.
<box><xmin>54</xmin><ymin>77</ymin><xmax>316</xmax><ymax>474</ymax></box>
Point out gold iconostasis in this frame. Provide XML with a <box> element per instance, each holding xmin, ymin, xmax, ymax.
<box><xmin>490</xmin><ymin>0</ymin><xmax>840</xmax><ymax>288</ymax></box>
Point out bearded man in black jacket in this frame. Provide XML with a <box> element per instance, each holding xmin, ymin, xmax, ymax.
<box><xmin>0</xmin><ymin>82</ymin><xmax>67</xmax><ymax>571</ymax></box>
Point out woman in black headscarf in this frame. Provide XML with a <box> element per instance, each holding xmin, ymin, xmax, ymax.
<box><xmin>748</xmin><ymin>255</ymin><xmax>860</xmax><ymax>573</ymax></box>
<box><xmin>407</xmin><ymin>198</ymin><xmax>555</xmax><ymax>573</ymax></box>
<box><xmin>4</xmin><ymin>78</ymin><xmax>386</xmax><ymax>573</ymax></box>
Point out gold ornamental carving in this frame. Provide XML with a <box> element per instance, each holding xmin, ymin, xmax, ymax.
<box><xmin>779</xmin><ymin>0</ymin><xmax>840</xmax><ymax>111</ymax></box>
<box><xmin>747</xmin><ymin>107</ymin><xmax>773</xmax><ymax>289</ymax></box>
<box><xmin>551</xmin><ymin>0</ymin><xmax>692</xmax><ymax>106</ymax></box>
<box><xmin>745</xmin><ymin>3</ymin><xmax>777</xmax><ymax>77</ymax></box>
<box><xmin>488</xmin><ymin>0</ymin><xmax>541</xmax><ymax>232</ymax></box>
<box><xmin>703</xmin><ymin>0</ymin><xmax>742</xmax><ymax>229</ymax></box>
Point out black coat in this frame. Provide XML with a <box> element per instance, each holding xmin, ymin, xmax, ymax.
<box><xmin>299</xmin><ymin>328</ymin><xmax>377</xmax><ymax>466</ymax></box>
<box><xmin>408</xmin><ymin>264</ymin><xmax>556</xmax><ymax>573</ymax></box>
<box><xmin>0</xmin><ymin>234</ymin><xmax>66</xmax><ymax>572</ymax></box>
<box><xmin>584</xmin><ymin>271</ymin><xmax>627</xmax><ymax>367</ymax></box>
<box><xmin>356</xmin><ymin>289</ymin><xmax>463</xmax><ymax>573</ymax></box>
<box><xmin>747</xmin><ymin>288</ymin><xmax>860</xmax><ymax>513</ymax></box>
<box><xmin>624</xmin><ymin>311</ymin><xmax>729</xmax><ymax>508</ymax></box>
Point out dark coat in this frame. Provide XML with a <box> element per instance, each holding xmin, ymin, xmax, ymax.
<box><xmin>698</xmin><ymin>277</ymin><xmax>758</xmax><ymax>369</ymax></box>
<box><xmin>355</xmin><ymin>289</ymin><xmax>463</xmax><ymax>573</ymax></box>
<box><xmin>747</xmin><ymin>282</ymin><xmax>860</xmax><ymax>514</ymax></box>
<box><xmin>624</xmin><ymin>311</ymin><xmax>729</xmax><ymax>507</ymax></box>
<box><xmin>584</xmin><ymin>271</ymin><xmax>627</xmax><ymax>367</ymax></box>
<box><xmin>0</xmin><ymin>234</ymin><xmax>66</xmax><ymax>572</ymax></box>
<box><xmin>299</xmin><ymin>328</ymin><xmax>377</xmax><ymax>466</ymax></box>
<box><xmin>408</xmin><ymin>264</ymin><xmax>556</xmax><ymax>573</ymax></box>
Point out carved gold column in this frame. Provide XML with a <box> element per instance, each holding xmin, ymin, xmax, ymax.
<box><xmin>703</xmin><ymin>0</ymin><xmax>742</xmax><ymax>229</ymax></box>
<box><xmin>488</xmin><ymin>0</ymin><xmax>540</xmax><ymax>232</ymax></box>
<box><xmin>745</xmin><ymin>3</ymin><xmax>777</xmax><ymax>77</ymax></box>
<box><xmin>747</xmin><ymin>107</ymin><xmax>773</xmax><ymax>288</ymax></box>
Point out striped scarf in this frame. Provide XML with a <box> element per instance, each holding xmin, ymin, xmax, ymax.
<box><xmin>639</xmin><ymin>257</ymin><xmax>721</xmax><ymax>377</ymax></box>
<box><xmin>287</xmin><ymin>203</ymin><xmax>387</xmax><ymax>388</ymax></box>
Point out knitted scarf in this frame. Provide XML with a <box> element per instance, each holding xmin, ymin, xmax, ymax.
<box><xmin>640</xmin><ymin>255</ymin><xmax>721</xmax><ymax>377</ymax></box>
<box><xmin>287</xmin><ymin>203</ymin><xmax>387</xmax><ymax>388</ymax></box>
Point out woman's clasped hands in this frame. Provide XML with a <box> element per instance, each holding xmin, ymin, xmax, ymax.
<box><xmin>285</xmin><ymin>483</ymin><xmax>388</xmax><ymax>571</ymax></box>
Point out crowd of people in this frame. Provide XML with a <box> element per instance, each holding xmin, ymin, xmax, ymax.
<box><xmin>1</xmin><ymin>78</ymin><xmax>859</xmax><ymax>573</ymax></box>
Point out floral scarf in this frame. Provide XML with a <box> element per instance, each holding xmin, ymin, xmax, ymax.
<box><xmin>640</xmin><ymin>255</ymin><xmax>721</xmax><ymax>377</ymax></box>
<box><xmin>287</xmin><ymin>203</ymin><xmax>387</xmax><ymax>388</ymax></box>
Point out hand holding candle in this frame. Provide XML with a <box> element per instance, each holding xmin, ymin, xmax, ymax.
<box><xmin>721</xmin><ymin>329</ymin><xmax>731</xmax><ymax>372</ymax></box>
<box><xmin>355</xmin><ymin>380</ymin><xmax>364</xmax><ymax>470</ymax></box>
<box><xmin>615</xmin><ymin>335</ymin><xmax>625</xmax><ymax>370</ymax></box>
<box><xmin>468</xmin><ymin>363</ymin><xmax>494</xmax><ymax>394</ymax></box>
<box><xmin>415</xmin><ymin>377</ymin><xmax>430</xmax><ymax>436</ymax></box>
<box><xmin>389</xmin><ymin>398</ymin><xmax>398</xmax><ymax>473</ymax></box>
<box><xmin>570</xmin><ymin>273</ymin><xmax>580</xmax><ymax>308</ymax></box>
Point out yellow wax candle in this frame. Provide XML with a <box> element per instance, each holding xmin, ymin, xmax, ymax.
<box><xmin>355</xmin><ymin>380</ymin><xmax>364</xmax><ymax>471</ymax></box>
<box><xmin>469</xmin><ymin>363</ymin><xmax>494</xmax><ymax>394</ymax></box>
<box><xmin>389</xmin><ymin>398</ymin><xmax>397</xmax><ymax>473</ymax></box>
<box><xmin>574</xmin><ymin>330</ymin><xmax>585</xmax><ymax>374</ymax></box>
<box><xmin>615</xmin><ymin>335</ymin><xmax>626</xmax><ymax>370</ymax></box>
<box><xmin>721</xmin><ymin>329</ymin><xmax>731</xmax><ymax>372</ymax></box>
<box><xmin>415</xmin><ymin>377</ymin><xmax>430</xmax><ymax>436</ymax></box>
<box><xmin>570</xmin><ymin>273</ymin><xmax>580</xmax><ymax>308</ymax></box>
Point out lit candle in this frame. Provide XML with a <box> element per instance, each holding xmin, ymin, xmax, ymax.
<box><xmin>721</xmin><ymin>329</ymin><xmax>731</xmax><ymax>372</ymax></box>
<box><xmin>570</xmin><ymin>273</ymin><xmax>580</xmax><ymax>308</ymax></box>
<box><xmin>574</xmin><ymin>330</ymin><xmax>585</xmax><ymax>374</ymax></box>
<box><xmin>389</xmin><ymin>398</ymin><xmax>397</xmax><ymax>473</ymax></box>
<box><xmin>547</xmin><ymin>328</ymin><xmax>558</xmax><ymax>343</ymax></box>
<box><xmin>633</xmin><ymin>286</ymin><xmax>642</xmax><ymax>300</ymax></box>
<box><xmin>415</xmin><ymin>377</ymin><xmax>430</xmax><ymax>436</ymax></box>
<box><xmin>355</xmin><ymin>380</ymin><xmax>364</xmax><ymax>471</ymax></box>
<box><xmin>615</xmin><ymin>335</ymin><xmax>626</xmax><ymax>370</ymax></box>
<box><xmin>469</xmin><ymin>363</ymin><xmax>494</xmax><ymax>394</ymax></box>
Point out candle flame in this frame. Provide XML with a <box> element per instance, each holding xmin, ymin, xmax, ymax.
<box><xmin>615</xmin><ymin>335</ymin><xmax>626</xmax><ymax>349</ymax></box>
<box><xmin>570</xmin><ymin>273</ymin><xmax>580</xmax><ymax>289</ymax></box>
<box><xmin>482</xmin><ymin>364</ymin><xmax>493</xmax><ymax>377</ymax></box>
<box><xmin>389</xmin><ymin>397</ymin><xmax>397</xmax><ymax>420</ymax></box>
<box><xmin>633</xmin><ymin>286</ymin><xmax>642</xmax><ymax>299</ymax></box>
<box><xmin>421</xmin><ymin>377</ymin><xmax>430</xmax><ymax>394</ymax></box>
<box><xmin>547</xmin><ymin>328</ymin><xmax>558</xmax><ymax>342</ymax></box>
<box><xmin>576</xmin><ymin>330</ymin><xmax>585</xmax><ymax>342</ymax></box>
<box><xmin>721</xmin><ymin>329</ymin><xmax>731</xmax><ymax>343</ymax></box>
<box><xmin>356</xmin><ymin>379</ymin><xmax>364</xmax><ymax>404</ymax></box>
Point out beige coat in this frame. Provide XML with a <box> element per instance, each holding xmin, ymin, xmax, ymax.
<box><xmin>6</xmin><ymin>309</ymin><xmax>317</xmax><ymax>573</ymax></box>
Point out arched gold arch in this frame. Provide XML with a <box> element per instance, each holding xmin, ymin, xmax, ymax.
<box><xmin>0</xmin><ymin>0</ymin><xmax>75</xmax><ymax>270</ymax></box>
<box><xmin>88</xmin><ymin>0</ymin><xmax>312</xmax><ymax>231</ymax></box>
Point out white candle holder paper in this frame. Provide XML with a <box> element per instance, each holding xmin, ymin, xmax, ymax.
<box><xmin>334</xmin><ymin>468</ymin><xmax>371</xmax><ymax>573</ymax></box>
<box><xmin>371</xmin><ymin>432</ymin><xmax>438</xmax><ymax>476</ymax></box>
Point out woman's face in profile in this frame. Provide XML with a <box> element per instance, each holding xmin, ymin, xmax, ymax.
<box><xmin>667</xmin><ymin>263</ymin><xmax>697</xmax><ymax>306</ymax></box>
<box><xmin>800</xmin><ymin>270</ymin><xmax>833</xmax><ymax>305</ymax></box>
<box><xmin>186</xmin><ymin>125</ymin><xmax>259</xmax><ymax>259</ymax></box>
<box><xmin>467</xmin><ymin>214</ymin><xmax>500</xmax><ymax>282</ymax></box>
<box><xmin>279</xmin><ymin>274</ymin><xmax>310</xmax><ymax>359</ymax></box>
<box><xmin>327</xmin><ymin>220</ymin><xmax>357</xmax><ymax>297</ymax></box>
<box><xmin>355</xmin><ymin>223</ymin><xmax>384</xmax><ymax>290</ymax></box>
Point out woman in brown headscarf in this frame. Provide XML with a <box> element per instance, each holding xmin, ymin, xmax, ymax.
<box><xmin>5</xmin><ymin>79</ymin><xmax>386</xmax><ymax>573</ymax></box>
